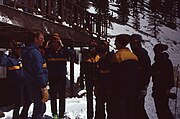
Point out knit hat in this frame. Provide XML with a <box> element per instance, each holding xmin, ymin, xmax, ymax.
<box><xmin>153</xmin><ymin>43</ymin><xmax>168</xmax><ymax>53</ymax></box>
<box><xmin>131</xmin><ymin>34</ymin><xmax>144</xmax><ymax>42</ymax></box>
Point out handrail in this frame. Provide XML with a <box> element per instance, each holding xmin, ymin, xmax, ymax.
<box><xmin>2</xmin><ymin>0</ymin><xmax>111</xmax><ymax>39</ymax></box>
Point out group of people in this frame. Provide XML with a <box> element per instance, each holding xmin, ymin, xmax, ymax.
<box><xmin>0</xmin><ymin>30</ymin><xmax>175</xmax><ymax>119</ymax></box>
<box><xmin>0</xmin><ymin>29</ymin><xmax>73</xmax><ymax>119</ymax></box>
<box><xmin>79</xmin><ymin>34</ymin><xmax>175</xmax><ymax>119</ymax></box>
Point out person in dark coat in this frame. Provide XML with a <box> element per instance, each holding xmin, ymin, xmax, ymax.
<box><xmin>0</xmin><ymin>41</ymin><xmax>25</xmax><ymax>119</ymax></box>
<box><xmin>94</xmin><ymin>40</ymin><xmax>113</xmax><ymax>119</ymax></box>
<box><xmin>45</xmin><ymin>33</ymin><xmax>73</xmax><ymax>119</ymax></box>
<box><xmin>130</xmin><ymin>34</ymin><xmax>151</xmax><ymax>119</ymax></box>
<box><xmin>79</xmin><ymin>40</ymin><xmax>100</xmax><ymax>119</ymax></box>
<box><xmin>110</xmin><ymin>34</ymin><xmax>139</xmax><ymax>119</ymax></box>
<box><xmin>21</xmin><ymin>29</ymin><xmax>49</xmax><ymax>119</ymax></box>
<box><xmin>152</xmin><ymin>44</ymin><xmax>175</xmax><ymax>119</ymax></box>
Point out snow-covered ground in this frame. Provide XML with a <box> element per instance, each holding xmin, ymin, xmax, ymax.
<box><xmin>1</xmin><ymin>79</ymin><xmax>180</xmax><ymax>119</ymax></box>
<box><xmin>1</xmin><ymin>61</ymin><xmax>180</xmax><ymax>119</ymax></box>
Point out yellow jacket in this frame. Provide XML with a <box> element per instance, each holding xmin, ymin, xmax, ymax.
<box><xmin>113</xmin><ymin>48</ymin><xmax>138</xmax><ymax>63</ymax></box>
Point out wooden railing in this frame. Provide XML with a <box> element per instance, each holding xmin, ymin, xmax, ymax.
<box><xmin>1</xmin><ymin>0</ymin><xmax>111</xmax><ymax>39</ymax></box>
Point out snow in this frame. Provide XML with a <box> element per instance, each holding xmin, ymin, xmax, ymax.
<box><xmin>1</xmin><ymin>63</ymin><xmax>180</xmax><ymax>119</ymax></box>
<box><xmin>1</xmin><ymin>81</ymin><xmax>180</xmax><ymax>119</ymax></box>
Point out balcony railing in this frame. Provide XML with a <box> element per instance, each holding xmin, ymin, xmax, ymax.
<box><xmin>1</xmin><ymin>0</ymin><xmax>111</xmax><ymax>39</ymax></box>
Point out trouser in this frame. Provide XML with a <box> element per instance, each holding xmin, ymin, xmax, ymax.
<box><xmin>20</xmin><ymin>83</ymin><xmax>46</xmax><ymax>119</ymax></box>
<box><xmin>13</xmin><ymin>81</ymin><xmax>25</xmax><ymax>119</ymax></box>
<box><xmin>154</xmin><ymin>96</ymin><xmax>174</xmax><ymax>119</ymax></box>
<box><xmin>95</xmin><ymin>78</ymin><xmax>109</xmax><ymax>119</ymax></box>
<box><xmin>95</xmin><ymin>88</ymin><xmax>107</xmax><ymax>119</ymax></box>
<box><xmin>49</xmin><ymin>75</ymin><xmax>66</xmax><ymax>118</ymax></box>
<box><xmin>85</xmin><ymin>77</ymin><xmax>94</xmax><ymax>119</ymax></box>
<box><xmin>116</xmin><ymin>97</ymin><xmax>135</xmax><ymax>119</ymax></box>
<box><xmin>134</xmin><ymin>96</ymin><xmax>149</xmax><ymax>119</ymax></box>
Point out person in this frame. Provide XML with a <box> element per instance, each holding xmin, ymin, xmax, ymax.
<box><xmin>130</xmin><ymin>34</ymin><xmax>151</xmax><ymax>119</ymax></box>
<box><xmin>45</xmin><ymin>32</ymin><xmax>73</xmax><ymax>118</ymax></box>
<box><xmin>94</xmin><ymin>40</ymin><xmax>113</xmax><ymax>119</ymax></box>
<box><xmin>151</xmin><ymin>43</ymin><xmax>175</xmax><ymax>119</ymax></box>
<box><xmin>110</xmin><ymin>34</ymin><xmax>139</xmax><ymax>119</ymax></box>
<box><xmin>79</xmin><ymin>39</ymin><xmax>100</xmax><ymax>119</ymax></box>
<box><xmin>21</xmin><ymin>29</ymin><xmax>49</xmax><ymax>119</ymax></box>
<box><xmin>0</xmin><ymin>41</ymin><xmax>25</xmax><ymax>119</ymax></box>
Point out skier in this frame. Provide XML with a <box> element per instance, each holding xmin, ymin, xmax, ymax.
<box><xmin>152</xmin><ymin>43</ymin><xmax>175</xmax><ymax>119</ymax></box>
<box><xmin>94</xmin><ymin>40</ymin><xmax>113</xmax><ymax>119</ymax></box>
<box><xmin>110</xmin><ymin>34</ymin><xmax>139</xmax><ymax>119</ymax></box>
<box><xmin>21</xmin><ymin>29</ymin><xmax>49</xmax><ymax>119</ymax></box>
<box><xmin>0</xmin><ymin>41</ymin><xmax>25</xmax><ymax>119</ymax></box>
<box><xmin>130</xmin><ymin>34</ymin><xmax>151</xmax><ymax>119</ymax></box>
<box><xmin>45</xmin><ymin>32</ymin><xmax>74</xmax><ymax>119</ymax></box>
<box><xmin>79</xmin><ymin>39</ymin><xmax>100</xmax><ymax>119</ymax></box>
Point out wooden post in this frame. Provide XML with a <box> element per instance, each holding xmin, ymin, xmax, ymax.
<box><xmin>60</xmin><ymin>0</ymin><xmax>65</xmax><ymax>22</ymax></box>
<box><xmin>70</xmin><ymin>40</ymin><xmax>74</xmax><ymax>97</ymax></box>
<box><xmin>0</xmin><ymin>0</ymin><xmax>3</xmax><ymax>5</ymax></box>
<box><xmin>40</xmin><ymin>0</ymin><xmax>45</xmax><ymax>14</ymax></box>
<box><xmin>47</xmin><ymin>0</ymin><xmax>52</xmax><ymax>16</ymax></box>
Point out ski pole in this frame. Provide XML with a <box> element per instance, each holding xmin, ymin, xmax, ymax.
<box><xmin>175</xmin><ymin>64</ymin><xmax>179</xmax><ymax>119</ymax></box>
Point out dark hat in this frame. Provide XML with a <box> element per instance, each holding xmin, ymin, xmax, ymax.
<box><xmin>10</xmin><ymin>41</ymin><xmax>25</xmax><ymax>49</ymax></box>
<box><xmin>115</xmin><ymin>34</ymin><xmax>131</xmax><ymax>47</ymax></box>
<box><xmin>153</xmin><ymin>43</ymin><xmax>168</xmax><ymax>53</ymax></box>
<box><xmin>131</xmin><ymin>34</ymin><xmax>144</xmax><ymax>42</ymax></box>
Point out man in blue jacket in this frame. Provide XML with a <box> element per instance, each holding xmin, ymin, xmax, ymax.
<box><xmin>0</xmin><ymin>41</ymin><xmax>25</xmax><ymax>119</ymax></box>
<box><xmin>21</xmin><ymin>29</ymin><xmax>49</xmax><ymax>119</ymax></box>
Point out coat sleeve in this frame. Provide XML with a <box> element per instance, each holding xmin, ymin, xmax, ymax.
<box><xmin>32</xmin><ymin>50</ymin><xmax>47</xmax><ymax>88</ymax></box>
<box><xmin>0</xmin><ymin>54</ymin><xmax>10</xmax><ymax>66</ymax></box>
<box><xmin>166</xmin><ymin>59</ymin><xmax>174</xmax><ymax>89</ymax></box>
<box><xmin>63</xmin><ymin>47</ymin><xmax>74</xmax><ymax>58</ymax></box>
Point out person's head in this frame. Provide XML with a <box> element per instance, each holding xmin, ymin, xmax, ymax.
<box><xmin>153</xmin><ymin>43</ymin><xmax>168</xmax><ymax>55</ymax></box>
<box><xmin>96</xmin><ymin>40</ymin><xmax>109</xmax><ymax>57</ymax></box>
<box><xmin>47</xmin><ymin>32</ymin><xmax>64</xmax><ymax>51</ymax></box>
<box><xmin>153</xmin><ymin>43</ymin><xmax>168</xmax><ymax>61</ymax></box>
<box><xmin>96</xmin><ymin>40</ymin><xmax>109</xmax><ymax>58</ymax></box>
<box><xmin>88</xmin><ymin>39</ymin><xmax>98</xmax><ymax>56</ymax></box>
<box><xmin>130</xmin><ymin>34</ymin><xmax>143</xmax><ymax>51</ymax></box>
<box><xmin>115</xmin><ymin>34</ymin><xmax>131</xmax><ymax>50</ymax></box>
<box><xmin>26</xmin><ymin>29</ymin><xmax>44</xmax><ymax>46</ymax></box>
<box><xmin>10</xmin><ymin>40</ymin><xmax>25</xmax><ymax>56</ymax></box>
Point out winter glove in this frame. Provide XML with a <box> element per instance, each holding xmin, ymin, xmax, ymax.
<box><xmin>139</xmin><ymin>89</ymin><xmax>147</xmax><ymax>99</ymax></box>
<box><xmin>141</xmin><ymin>89</ymin><xmax>147</xmax><ymax>96</ymax></box>
<box><xmin>3</xmin><ymin>50</ymin><xmax>9</xmax><ymax>56</ymax></box>
<box><xmin>41</xmin><ymin>87</ymin><xmax>49</xmax><ymax>102</ymax></box>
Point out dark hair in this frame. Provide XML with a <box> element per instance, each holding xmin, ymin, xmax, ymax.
<box><xmin>25</xmin><ymin>29</ymin><xmax>44</xmax><ymax>45</ymax></box>
<box><xmin>131</xmin><ymin>34</ymin><xmax>144</xmax><ymax>43</ymax></box>
<box><xmin>96</xmin><ymin>40</ymin><xmax>109</xmax><ymax>53</ymax></box>
<box><xmin>115</xmin><ymin>34</ymin><xmax>131</xmax><ymax>47</ymax></box>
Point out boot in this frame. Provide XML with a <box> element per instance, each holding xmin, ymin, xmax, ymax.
<box><xmin>0</xmin><ymin>110</ymin><xmax>5</xmax><ymax>117</ymax></box>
